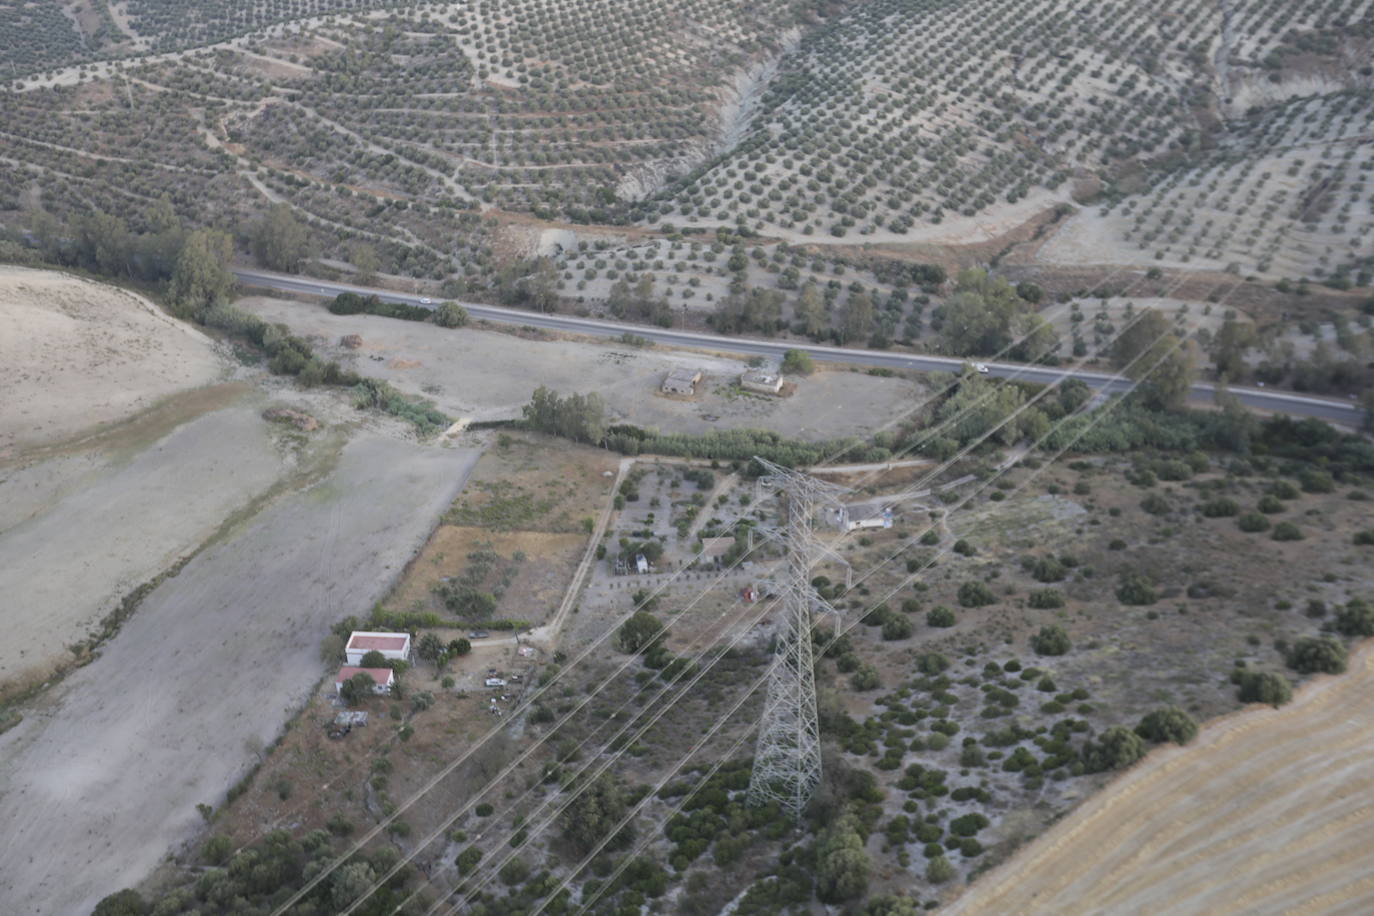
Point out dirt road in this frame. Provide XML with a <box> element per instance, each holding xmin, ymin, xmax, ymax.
<box><xmin>947</xmin><ymin>642</ymin><xmax>1374</xmax><ymax>915</ymax></box>
<box><xmin>0</xmin><ymin>435</ymin><xmax>479</xmax><ymax>914</ymax></box>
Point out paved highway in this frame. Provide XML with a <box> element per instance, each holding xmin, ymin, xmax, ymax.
<box><xmin>233</xmin><ymin>268</ymin><xmax>1366</xmax><ymax>426</ymax></box>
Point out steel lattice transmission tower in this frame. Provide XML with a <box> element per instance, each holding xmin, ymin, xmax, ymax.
<box><xmin>747</xmin><ymin>458</ymin><xmax>848</xmax><ymax>819</ymax></box>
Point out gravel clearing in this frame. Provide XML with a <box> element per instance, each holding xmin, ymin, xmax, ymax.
<box><xmin>238</xmin><ymin>296</ymin><xmax>925</xmax><ymax>440</ymax></box>
<box><xmin>0</xmin><ymin>434</ymin><xmax>478</xmax><ymax>915</ymax></box>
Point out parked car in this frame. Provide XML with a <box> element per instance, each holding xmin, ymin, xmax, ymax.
<box><xmin>468</xmin><ymin>630</ymin><xmax>489</xmax><ymax>639</ymax></box>
<box><xmin>973</xmin><ymin>362</ymin><xmax>990</xmax><ymax>374</ymax></box>
<box><xmin>419</xmin><ymin>297</ymin><xmax>432</xmax><ymax>304</ymax></box>
<box><xmin>484</xmin><ymin>677</ymin><xmax>507</xmax><ymax>688</ymax></box>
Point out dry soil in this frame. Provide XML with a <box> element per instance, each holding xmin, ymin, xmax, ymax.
<box><xmin>0</xmin><ymin>266</ymin><xmax>226</xmax><ymax>455</ymax></box>
<box><xmin>0</xmin><ymin>434</ymin><xmax>479</xmax><ymax>915</ymax></box>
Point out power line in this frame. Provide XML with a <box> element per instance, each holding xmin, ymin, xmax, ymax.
<box><xmin>272</xmin><ymin>270</ymin><xmax>1159</xmax><ymax>912</ymax></box>
<box><xmin>516</xmin><ymin>322</ymin><xmax>1206</xmax><ymax>916</ymax></box>
<box><xmin>410</xmin><ymin>295</ymin><xmax>1201</xmax><ymax>915</ymax></box>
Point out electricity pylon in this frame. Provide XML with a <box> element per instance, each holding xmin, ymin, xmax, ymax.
<box><xmin>747</xmin><ymin>458</ymin><xmax>848</xmax><ymax>819</ymax></box>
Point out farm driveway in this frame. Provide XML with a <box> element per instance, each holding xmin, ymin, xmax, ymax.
<box><xmin>0</xmin><ymin>435</ymin><xmax>478</xmax><ymax>915</ymax></box>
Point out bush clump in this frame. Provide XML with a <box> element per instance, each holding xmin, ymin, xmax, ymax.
<box><xmin>1270</xmin><ymin>521</ymin><xmax>1303</xmax><ymax>541</ymax></box>
<box><xmin>1286</xmin><ymin>636</ymin><xmax>1347</xmax><ymax>674</ymax></box>
<box><xmin>1115</xmin><ymin>573</ymin><xmax>1157</xmax><ymax>606</ymax></box>
<box><xmin>1027</xmin><ymin>588</ymin><xmax>1064</xmax><ymax>609</ymax></box>
<box><xmin>1334</xmin><ymin>599</ymin><xmax>1374</xmax><ymax>637</ymax></box>
<box><xmin>926</xmin><ymin>606</ymin><xmax>956</xmax><ymax>628</ymax></box>
<box><xmin>1237</xmin><ymin>512</ymin><xmax>1270</xmax><ymax>532</ymax></box>
<box><xmin>1135</xmin><ymin>706</ymin><xmax>1198</xmax><ymax>745</ymax></box>
<box><xmin>957</xmin><ymin>581</ymin><xmax>996</xmax><ymax>608</ymax></box>
<box><xmin>1236</xmin><ymin>670</ymin><xmax>1293</xmax><ymax>707</ymax></box>
<box><xmin>1030</xmin><ymin>625</ymin><xmax>1071</xmax><ymax>656</ymax></box>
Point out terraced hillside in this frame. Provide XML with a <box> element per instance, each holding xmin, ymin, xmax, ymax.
<box><xmin>0</xmin><ymin>0</ymin><xmax>1371</xmax><ymax>299</ymax></box>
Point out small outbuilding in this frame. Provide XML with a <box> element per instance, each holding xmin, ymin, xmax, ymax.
<box><xmin>661</xmin><ymin>368</ymin><xmax>703</xmax><ymax>395</ymax></box>
<box><xmin>835</xmin><ymin>503</ymin><xmax>893</xmax><ymax>532</ymax></box>
<box><xmin>345</xmin><ymin>631</ymin><xmax>412</xmax><ymax>665</ymax></box>
<box><xmin>740</xmin><ymin>368</ymin><xmax>784</xmax><ymax>394</ymax></box>
<box><xmin>335</xmin><ymin>667</ymin><xmax>395</xmax><ymax>695</ymax></box>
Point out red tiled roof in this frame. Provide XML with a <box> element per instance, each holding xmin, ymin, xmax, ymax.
<box><xmin>336</xmin><ymin>667</ymin><xmax>393</xmax><ymax>686</ymax></box>
<box><xmin>347</xmin><ymin>633</ymin><xmax>409</xmax><ymax>651</ymax></box>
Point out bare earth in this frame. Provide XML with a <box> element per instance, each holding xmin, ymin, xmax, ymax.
<box><xmin>948</xmin><ymin>642</ymin><xmax>1374</xmax><ymax>916</ymax></box>
<box><xmin>0</xmin><ymin>404</ymin><xmax>287</xmax><ymax>689</ymax></box>
<box><xmin>0</xmin><ymin>435</ymin><xmax>479</xmax><ymax>915</ymax></box>
<box><xmin>237</xmin><ymin>296</ymin><xmax>923</xmax><ymax>441</ymax></box>
<box><xmin>0</xmin><ymin>267</ymin><xmax>226</xmax><ymax>455</ymax></box>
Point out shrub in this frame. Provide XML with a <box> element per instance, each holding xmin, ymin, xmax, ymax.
<box><xmin>1236</xmin><ymin>670</ymin><xmax>1293</xmax><ymax>707</ymax></box>
<box><xmin>1027</xmin><ymin>589</ymin><xmax>1064</xmax><ymax>609</ymax></box>
<box><xmin>1135</xmin><ymin>706</ymin><xmax>1198</xmax><ymax>745</ymax></box>
<box><xmin>780</xmin><ymin>348</ymin><xmax>815</xmax><ymax>375</ymax></box>
<box><xmin>433</xmin><ymin>301</ymin><xmax>470</xmax><ymax>328</ymax></box>
<box><xmin>1115</xmin><ymin>573</ymin><xmax>1157</xmax><ymax>606</ymax></box>
<box><xmin>1200</xmin><ymin>498</ymin><xmax>1238</xmax><ymax>518</ymax></box>
<box><xmin>925</xmin><ymin>855</ymin><xmax>955</xmax><ymax>884</ymax></box>
<box><xmin>1354</xmin><ymin>530</ymin><xmax>1374</xmax><ymax>546</ymax></box>
<box><xmin>1257</xmin><ymin>495</ymin><xmax>1285</xmax><ymax>514</ymax></box>
<box><xmin>1270</xmin><ymin>480</ymin><xmax>1300</xmax><ymax>500</ymax></box>
<box><xmin>957</xmin><ymin>581</ymin><xmax>996</xmax><ymax>607</ymax></box>
<box><xmin>1140</xmin><ymin>493</ymin><xmax>1171</xmax><ymax>515</ymax></box>
<box><xmin>1334</xmin><ymin>599</ymin><xmax>1374</xmax><ymax>637</ymax></box>
<box><xmin>1031</xmin><ymin>557</ymin><xmax>1067</xmax><ymax>582</ymax></box>
<box><xmin>926</xmin><ymin>606</ymin><xmax>956</xmax><ymax>628</ymax></box>
<box><xmin>1271</xmin><ymin>521</ymin><xmax>1303</xmax><ymax>541</ymax></box>
<box><xmin>949</xmin><ymin>813</ymin><xmax>989</xmax><ymax>837</ymax></box>
<box><xmin>1082</xmin><ymin>726</ymin><xmax>1146</xmax><ymax>773</ymax></box>
<box><xmin>851</xmin><ymin>664</ymin><xmax>882</xmax><ymax>691</ymax></box>
<box><xmin>1299</xmin><ymin>470</ymin><xmax>1335</xmax><ymax>493</ymax></box>
<box><xmin>1286</xmin><ymin>636</ymin><xmax>1348</xmax><ymax>674</ymax></box>
<box><xmin>1030</xmin><ymin>625</ymin><xmax>1071</xmax><ymax>656</ymax></box>
<box><xmin>952</xmin><ymin>539</ymin><xmax>976</xmax><ymax>556</ymax></box>
<box><xmin>1237</xmin><ymin>512</ymin><xmax>1270</xmax><ymax>532</ymax></box>
<box><xmin>882</xmin><ymin>615</ymin><xmax>914</xmax><ymax>641</ymax></box>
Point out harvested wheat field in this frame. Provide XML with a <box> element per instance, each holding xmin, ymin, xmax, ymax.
<box><xmin>948</xmin><ymin>642</ymin><xmax>1374</xmax><ymax>916</ymax></box>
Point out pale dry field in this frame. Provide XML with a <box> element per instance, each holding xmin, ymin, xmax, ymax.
<box><xmin>0</xmin><ymin>403</ymin><xmax>287</xmax><ymax>689</ymax></box>
<box><xmin>0</xmin><ymin>266</ymin><xmax>226</xmax><ymax>455</ymax></box>
<box><xmin>948</xmin><ymin>642</ymin><xmax>1374</xmax><ymax>916</ymax></box>
<box><xmin>0</xmin><ymin>434</ymin><xmax>478</xmax><ymax>915</ymax></box>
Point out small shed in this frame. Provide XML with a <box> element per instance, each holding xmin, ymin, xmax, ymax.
<box><xmin>661</xmin><ymin>368</ymin><xmax>703</xmax><ymax>395</ymax></box>
<box><xmin>335</xmin><ymin>667</ymin><xmax>395</xmax><ymax>695</ymax></box>
<box><xmin>345</xmin><ymin>631</ymin><xmax>412</xmax><ymax>665</ymax></box>
<box><xmin>836</xmin><ymin>503</ymin><xmax>893</xmax><ymax>532</ymax></box>
<box><xmin>740</xmin><ymin>368</ymin><xmax>784</xmax><ymax>394</ymax></box>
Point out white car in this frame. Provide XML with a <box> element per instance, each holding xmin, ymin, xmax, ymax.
<box><xmin>420</xmin><ymin>297</ymin><xmax>432</xmax><ymax>304</ymax></box>
<box><xmin>973</xmin><ymin>363</ymin><xmax>990</xmax><ymax>374</ymax></box>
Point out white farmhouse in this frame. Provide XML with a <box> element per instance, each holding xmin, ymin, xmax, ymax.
<box><xmin>345</xmin><ymin>631</ymin><xmax>412</xmax><ymax>665</ymax></box>
<box><xmin>334</xmin><ymin>667</ymin><xmax>395</xmax><ymax>694</ymax></box>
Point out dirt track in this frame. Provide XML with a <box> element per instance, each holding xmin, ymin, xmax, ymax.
<box><xmin>947</xmin><ymin>642</ymin><xmax>1374</xmax><ymax>916</ymax></box>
